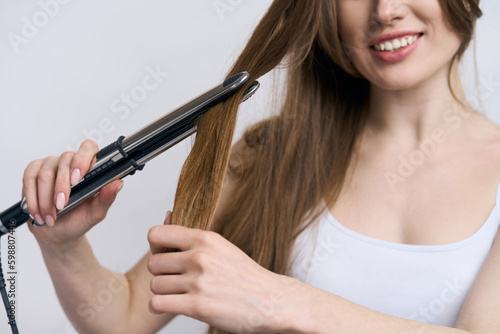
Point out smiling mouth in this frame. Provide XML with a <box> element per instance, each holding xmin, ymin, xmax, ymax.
<box><xmin>371</xmin><ymin>33</ymin><xmax>423</xmax><ymax>52</ymax></box>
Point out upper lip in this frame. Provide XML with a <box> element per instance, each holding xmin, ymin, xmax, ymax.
<box><xmin>369</xmin><ymin>30</ymin><xmax>423</xmax><ymax>47</ymax></box>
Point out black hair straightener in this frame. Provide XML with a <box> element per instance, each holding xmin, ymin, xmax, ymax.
<box><xmin>0</xmin><ymin>72</ymin><xmax>259</xmax><ymax>235</ymax></box>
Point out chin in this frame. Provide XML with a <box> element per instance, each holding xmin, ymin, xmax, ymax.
<box><xmin>371</xmin><ymin>78</ymin><xmax>420</xmax><ymax>92</ymax></box>
<box><xmin>367</xmin><ymin>69</ymin><xmax>428</xmax><ymax>92</ymax></box>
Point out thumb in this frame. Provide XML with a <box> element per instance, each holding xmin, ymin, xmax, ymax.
<box><xmin>163</xmin><ymin>210</ymin><xmax>180</xmax><ymax>253</ymax></box>
<box><xmin>87</xmin><ymin>180</ymin><xmax>124</xmax><ymax>223</ymax></box>
<box><xmin>164</xmin><ymin>210</ymin><xmax>172</xmax><ymax>225</ymax></box>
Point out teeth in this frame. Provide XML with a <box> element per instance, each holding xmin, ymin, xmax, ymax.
<box><xmin>373</xmin><ymin>34</ymin><xmax>420</xmax><ymax>52</ymax></box>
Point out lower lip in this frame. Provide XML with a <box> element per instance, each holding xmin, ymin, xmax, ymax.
<box><xmin>370</xmin><ymin>35</ymin><xmax>422</xmax><ymax>63</ymax></box>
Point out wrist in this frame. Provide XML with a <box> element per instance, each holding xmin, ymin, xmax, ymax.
<box><xmin>37</xmin><ymin>233</ymin><xmax>86</xmax><ymax>252</ymax></box>
<box><xmin>37</xmin><ymin>236</ymin><xmax>91</xmax><ymax>269</ymax></box>
<box><xmin>271</xmin><ymin>275</ymin><xmax>316</xmax><ymax>334</ymax></box>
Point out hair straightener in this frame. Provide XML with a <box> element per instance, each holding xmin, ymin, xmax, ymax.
<box><xmin>0</xmin><ymin>72</ymin><xmax>259</xmax><ymax>235</ymax></box>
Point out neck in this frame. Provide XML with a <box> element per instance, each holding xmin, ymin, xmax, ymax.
<box><xmin>363</xmin><ymin>60</ymin><xmax>475</xmax><ymax>149</ymax></box>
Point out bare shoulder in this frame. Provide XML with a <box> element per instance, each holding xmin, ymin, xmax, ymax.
<box><xmin>469</xmin><ymin>112</ymin><xmax>500</xmax><ymax>161</ymax></box>
<box><xmin>466</xmin><ymin>113</ymin><xmax>500</xmax><ymax>201</ymax></box>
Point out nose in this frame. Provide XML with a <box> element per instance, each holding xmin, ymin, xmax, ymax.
<box><xmin>372</xmin><ymin>0</ymin><xmax>407</xmax><ymax>25</ymax></box>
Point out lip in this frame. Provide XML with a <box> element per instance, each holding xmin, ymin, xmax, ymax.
<box><xmin>369</xmin><ymin>30</ymin><xmax>422</xmax><ymax>46</ymax></box>
<box><xmin>369</xmin><ymin>32</ymin><xmax>423</xmax><ymax>63</ymax></box>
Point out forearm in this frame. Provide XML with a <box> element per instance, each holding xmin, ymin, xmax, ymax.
<box><xmin>277</xmin><ymin>276</ymin><xmax>471</xmax><ymax>334</ymax></box>
<box><xmin>38</xmin><ymin>237</ymin><xmax>134</xmax><ymax>334</ymax></box>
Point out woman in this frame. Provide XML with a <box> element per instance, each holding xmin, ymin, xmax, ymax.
<box><xmin>22</xmin><ymin>0</ymin><xmax>498</xmax><ymax>333</ymax></box>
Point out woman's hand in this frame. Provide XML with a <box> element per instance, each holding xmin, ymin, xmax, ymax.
<box><xmin>24</xmin><ymin>139</ymin><xmax>124</xmax><ymax>247</ymax></box>
<box><xmin>147</xmin><ymin>212</ymin><xmax>300</xmax><ymax>334</ymax></box>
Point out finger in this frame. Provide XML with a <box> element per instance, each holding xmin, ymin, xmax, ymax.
<box><xmin>84</xmin><ymin>180</ymin><xmax>124</xmax><ymax>225</ymax></box>
<box><xmin>37</xmin><ymin>157</ymin><xmax>59</xmax><ymax>226</ymax></box>
<box><xmin>23</xmin><ymin>159</ymin><xmax>44</xmax><ymax>225</ymax></box>
<box><xmin>54</xmin><ymin>151</ymin><xmax>75</xmax><ymax>211</ymax></box>
<box><xmin>147</xmin><ymin>252</ymin><xmax>186</xmax><ymax>275</ymax></box>
<box><xmin>163</xmin><ymin>210</ymin><xmax>172</xmax><ymax>225</ymax></box>
<box><xmin>162</xmin><ymin>211</ymin><xmax>178</xmax><ymax>252</ymax></box>
<box><xmin>150</xmin><ymin>275</ymin><xmax>187</xmax><ymax>295</ymax></box>
<box><xmin>70</xmin><ymin>140</ymin><xmax>99</xmax><ymax>186</ymax></box>
<box><xmin>149</xmin><ymin>294</ymin><xmax>199</xmax><ymax>316</ymax></box>
<box><xmin>148</xmin><ymin>225</ymin><xmax>201</xmax><ymax>254</ymax></box>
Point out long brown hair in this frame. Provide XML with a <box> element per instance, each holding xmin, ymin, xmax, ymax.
<box><xmin>169</xmin><ymin>1</ymin><xmax>482</xmax><ymax>333</ymax></box>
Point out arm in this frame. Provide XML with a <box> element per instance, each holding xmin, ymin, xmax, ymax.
<box><xmin>277</xmin><ymin>279</ymin><xmax>470</xmax><ymax>334</ymax></box>
<box><xmin>24</xmin><ymin>140</ymin><xmax>174</xmax><ymax>333</ymax></box>
<box><xmin>278</xmin><ymin>229</ymin><xmax>500</xmax><ymax>334</ymax></box>
<box><xmin>145</xmin><ymin>208</ymin><xmax>500</xmax><ymax>334</ymax></box>
<box><xmin>455</xmin><ymin>227</ymin><xmax>500</xmax><ymax>331</ymax></box>
<box><xmin>37</xmin><ymin>236</ymin><xmax>174</xmax><ymax>334</ymax></box>
<box><xmin>28</xmin><ymin>138</ymin><xmax>242</xmax><ymax>333</ymax></box>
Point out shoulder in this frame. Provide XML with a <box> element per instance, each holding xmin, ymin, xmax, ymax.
<box><xmin>466</xmin><ymin>112</ymin><xmax>500</xmax><ymax>160</ymax></box>
<box><xmin>467</xmin><ymin>113</ymin><xmax>500</xmax><ymax>193</ymax></box>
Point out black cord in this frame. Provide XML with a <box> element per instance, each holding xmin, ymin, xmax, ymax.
<box><xmin>0</xmin><ymin>238</ymin><xmax>19</xmax><ymax>334</ymax></box>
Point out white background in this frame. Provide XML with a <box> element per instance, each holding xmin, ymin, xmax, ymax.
<box><xmin>0</xmin><ymin>1</ymin><xmax>499</xmax><ymax>333</ymax></box>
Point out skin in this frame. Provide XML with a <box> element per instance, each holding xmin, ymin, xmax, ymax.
<box><xmin>23</xmin><ymin>0</ymin><xmax>500</xmax><ymax>333</ymax></box>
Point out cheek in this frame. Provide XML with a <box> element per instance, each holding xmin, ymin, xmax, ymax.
<box><xmin>433</xmin><ymin>22</ymin><xmax>463</xmax><ymax>58</ymax></box>
<box><xmin>417</xmin><ymin>2</ymin><xmax>463</xmax><ymax>54</ymax></box>
<box><xmin>337</xmin><ymin>5</ymin><xmax>372</xmax><ymax>56</ymax></box>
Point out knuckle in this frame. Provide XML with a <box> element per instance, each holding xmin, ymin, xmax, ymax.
<box><xmin>191</xmin><ymin>251</ymin><xmax>209</xmax><ymax>269</ymax></box>
<box><xmin>198</xmin><ymin>230</ymin><xmax>220</xmax><ymax>245</ymax></box>
<box><xmin>189</xmin><ymin>296</ymin><xmax>205</xmax><ymax>318</ymax></box>
<box><xmin>60</xmin><ymin>151</ymin><xmax>75</xmax><ymax>161</ymax></box>
<box><xmin>26</xmin><ymin>159</ymin><xmax>41</xmax><ymax>171</ymax></box>
<box><xmin>196</xmin><ymin>231</ymin><xmax>213</xmax><ymax>245</ymax></box>
<box><xmin>147</xmin><ymin>256</ymin><xmax>157</xmax><ymax>274</ymax></box>
<box><xmin>81</xmin><ymin>139</ymin><xmax>98</xmax><ymax>151</ymax></box>
<box><xmin>147</xmin><ymin>226</ymin><xmax>162</xmax><ymax>244</ymax></box>
<box><xmin>90</xmin><ymin>209</ymin><xmax>107</xmax><ymax>223</ymax></box>
<box><xmin>38</xmin><ymin>167</ymin><xmax>55</xmax><ymax>183</ymax></box>
<box><xmin>46</xmin><ymin>156</ymin><xmax>59</xmax><ymax>164</ymax></box>
<box><xmin>22</xmin><ymin>176</ymin><xmax>35</xmax><ymax>189</ymax></box>
<box><xmin>190</xmin><ymin>276</ymin><xmax>207</xmax><ymax>293</ymax></box>
<box><xmin>150</xmin><ymin>276</ymin><xmax>159</xmax><ymax>293</ymax></box>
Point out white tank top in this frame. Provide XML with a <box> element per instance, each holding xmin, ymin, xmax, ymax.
<box><xmin>288</xmin><ymin>180</ymin><xmax>500</xmax><ymax>327</ymax></box>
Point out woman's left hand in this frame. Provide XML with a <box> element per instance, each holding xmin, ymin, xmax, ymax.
<box><xmin>147</xmin><ymin>211</ymin><xmax>300</xmax><ymax>333</ymax></box>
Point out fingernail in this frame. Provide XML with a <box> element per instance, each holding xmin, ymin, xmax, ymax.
<box><xmin>55</xmin><ymin>192</ymin><xmax>66</xmax><ymax>211</ymax></box>
<box><xmin>71</xmin><ymin>169</ymin><xmax>81</xmax><ymax>186</ymax></box>
<box><xmin>45</xmin><ymin>215</ymin><xmax>55</xmax><ymax>227</ymax></box>
<box><xmin>32</xmin><ymin>220</ymin><xmax>46</xmax><ymax>227</ymax></box>
<box><xmin>34</xmin><ymin>214</ymin><xmax>44</xmax><ymax>225</ymax></box>
<box><xmin>115</xmin><ymin>181</ymin><xmax>124</xmax><ymax>195</ymax></box>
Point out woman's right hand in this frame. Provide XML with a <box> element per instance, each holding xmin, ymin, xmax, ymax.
<box><xmin>23</xmin><ymin>140</ymin><xmax>124</xmax><ymax>247</ymax></box>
